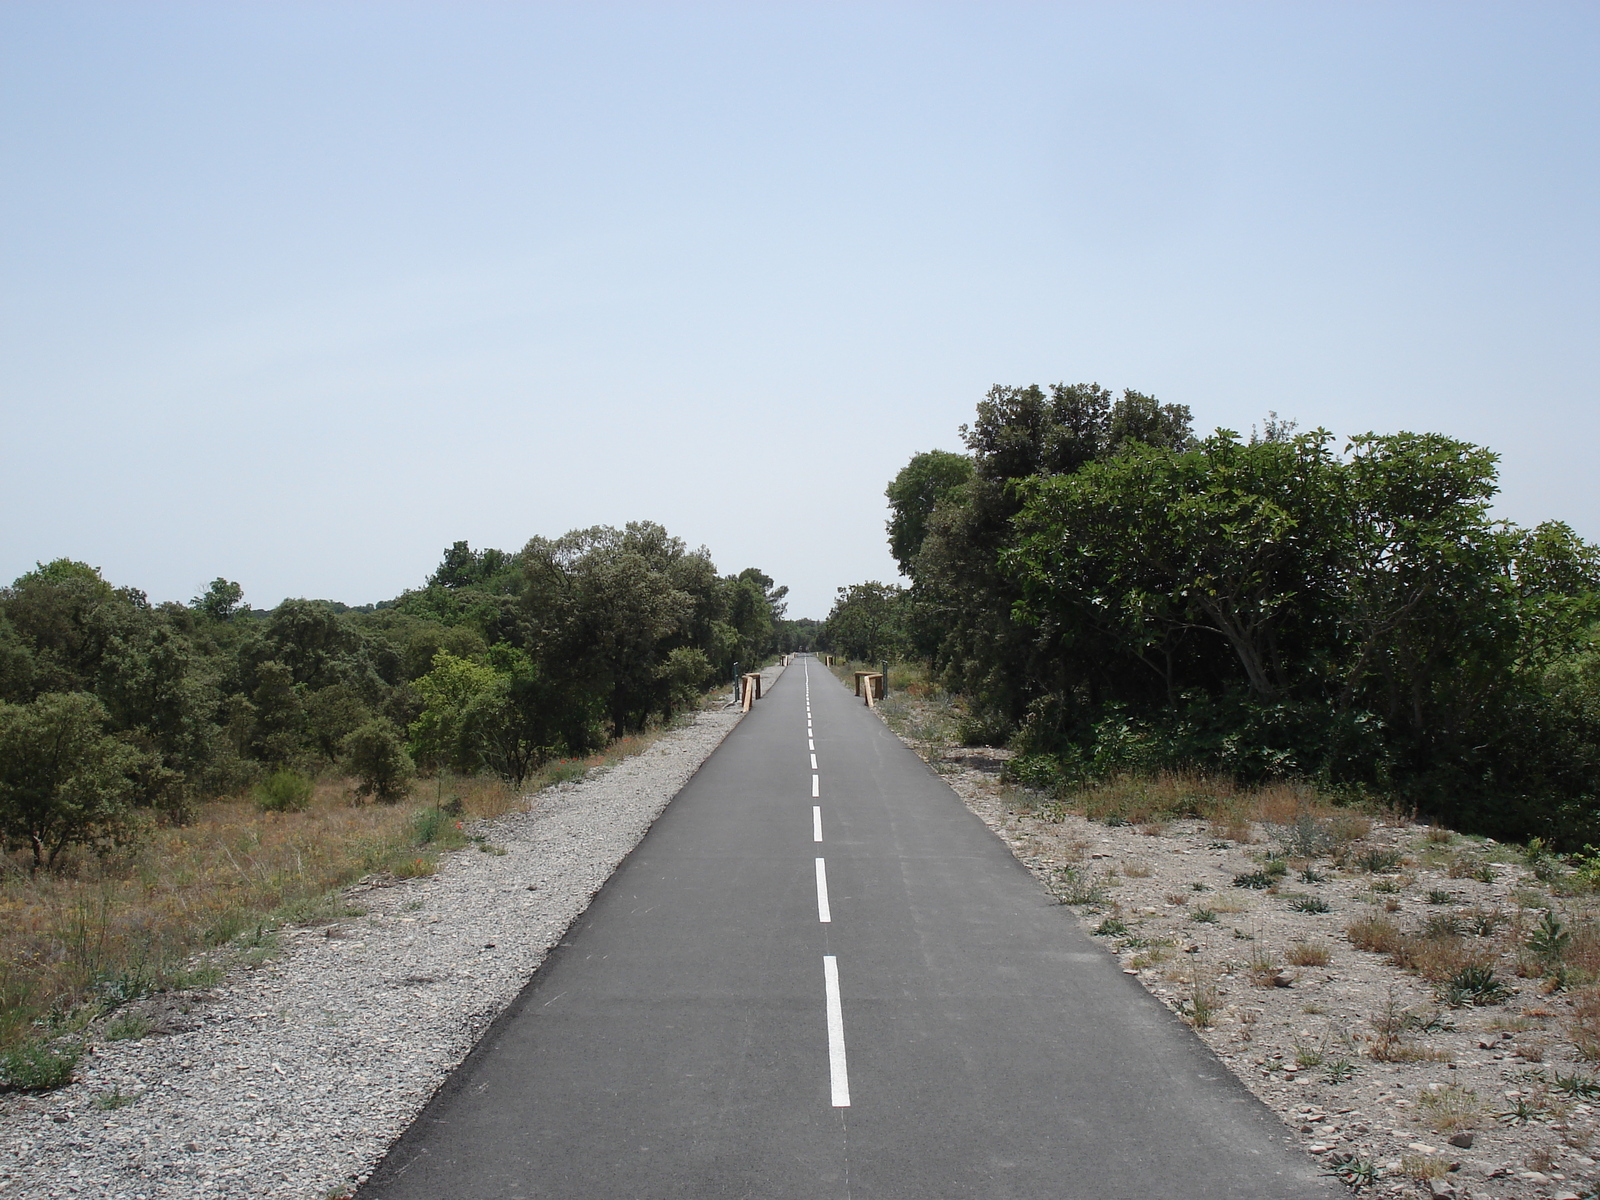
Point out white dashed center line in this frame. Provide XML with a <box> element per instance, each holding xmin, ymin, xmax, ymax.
<box><xmin>813</xmin><ymin>805</ymin><xmax>823</xmax><ymax>842</ymax></box>
<box><xmin>812</xmin><ymin>774</ymin><xmax>819</xmax><ymax>798</ymax></box>
<box><xmin>814</xmin><ymin>858</ymin><xmax>832</xmax><ymax>922</ymax></box>
<box><xmin>823</xmin><ymin>956</ymin><xmax>851</xmax><ymax>1107</ymax></box>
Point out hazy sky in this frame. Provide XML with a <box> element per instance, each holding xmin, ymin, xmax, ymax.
<box><xmin>3</xmin><ymin>2</ymin><xmax>1596</xmax><ymax>619</ymax></box>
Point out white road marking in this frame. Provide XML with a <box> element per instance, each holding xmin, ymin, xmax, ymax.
<box><xmin>815</xmin><ymin>858</ymin><xmax>831</xmax><ymax>923</ymax></box>
<box><xmin>823</xmin><ymin>956</ymin><xmax>851</xmax><ymax>1107</ymax></box>
<box><xmin>812</xmin><ymin>774</ymin><xmax>819</xmax><ymax>798</ymax></box>
<box><xmin>813</xmin><ymin>805</ymin><xmax>823</xmax><ymax>842</ymax></box>
<box><xmin>808</xmin><ymin>738</ymin><xmax>815</xmax><ymax>750</ymax></box>
<box><xmin>810</xmin><ymin>753</ymin><xmax>818</xmax><ymax>770</ymax></box>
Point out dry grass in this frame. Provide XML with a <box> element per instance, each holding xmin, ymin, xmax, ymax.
<box><xmin>1417</xmin><ymin>1082</ymin><xmax>1484</xmax><ymax>1132</ymax></box>
<box><xmin>0</xmin><ymin>714</ymin><xmax>696</xmax><ymax>1056</ymax></box>
<box><xmin>1569</xmin><ymin>987</ymin><xmax>1600</xmax><ymax>1062</ymax></box>
<box><xmin>1286</xmin><ymin>941</ymin><xmax>1333</xmax><ymax>967</ymax></box>
<box><xmin>1065</xmin><ymin>773</ymin><xmax>1378</xmax><ymax>856</ymax></box>
<box><xmin>1346</xmin><ymin>912</ymin><xmax>1406</xmax><ymax>955</ymax></box>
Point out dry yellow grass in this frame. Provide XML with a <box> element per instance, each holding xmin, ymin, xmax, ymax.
<box><xmin>0</xmin><ymin>712</ymin><xmax>701</xmax><ymax>1054</ymax></box>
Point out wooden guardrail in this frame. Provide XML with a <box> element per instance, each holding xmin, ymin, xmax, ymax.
<box><xmin>854</xmin><ymin>671</ymin><xmax>883</xmax><ymax>707</ymax></box>
<box><xmin>740</xmin><ymin>672</ymin><xmax>763</xmax><ymax>711</ymax></box>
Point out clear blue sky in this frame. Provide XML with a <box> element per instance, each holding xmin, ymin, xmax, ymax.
<box><xmin>3</xmin><ymin>2</ymin><xmax>1596</xmax><ymax>619</ymax></box>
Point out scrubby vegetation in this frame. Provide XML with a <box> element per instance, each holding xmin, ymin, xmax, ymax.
<box><xmin>825</xmin><ymin>382</ymin><xmax>1600</xmax><ymax>846</ymax></box>
<box><xmin>0</xmin><ymin>522</ymin><xmax>796</xmax><ymax>1076</ymax></box>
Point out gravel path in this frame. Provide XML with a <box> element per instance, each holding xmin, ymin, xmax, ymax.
<box><xmin>0</xmin><ymin>663</ymin><xmax>784</xmax><ymax>1200</ymax></box>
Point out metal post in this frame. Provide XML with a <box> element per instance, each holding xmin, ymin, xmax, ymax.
<box><xmin>881</xmin><ymin>660</ymin><xmax>889</xmax><ymax>697</ymax></box>
<box><xmin>732</xmin><ymin>661</ymin><xmax>740</xmax><ymax>705</ymax></box>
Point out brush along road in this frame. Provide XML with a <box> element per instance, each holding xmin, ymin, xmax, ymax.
<box><xmin>358</xmin><ymin>656</ymin><xmax>1333</xmax><ymax>1200</ymax></box>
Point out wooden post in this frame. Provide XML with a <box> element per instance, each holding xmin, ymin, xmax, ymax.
<box><xmin>862</xmin><ymin>672</ymin><xmax>882</xmax><ymax>707</ymax></box>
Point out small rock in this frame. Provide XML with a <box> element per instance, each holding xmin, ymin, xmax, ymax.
<box><xmin>1428</xmin><ymin>1181</ymin><xmax>1456</xmax><ymax>1199</ymax></box>
<box><xmin>1271</xmin><ymin>972</ymin><xmax>1293</xmax><ymax>988</ymax></box>
<box><xmin>1446</xmin><ymin>1132</ymin><xmax>1474</xmax><ymax>1149</ymax></box>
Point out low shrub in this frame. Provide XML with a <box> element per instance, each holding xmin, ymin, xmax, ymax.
<box><xmin>253</xmin><ymin>769</ymin><xmax>313</xmax><ymax>813</ymax></box>
<box><xmin>0</xmin><ymin>1039</ymin><xmax>79</xmax><ymax>1092</ymax></box>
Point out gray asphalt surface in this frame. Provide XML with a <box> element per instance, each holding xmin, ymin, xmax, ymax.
<box><xmin>357</xmin><ymin>656</ymin><xmax>1336</xmax><ymax>1199</ymax></box>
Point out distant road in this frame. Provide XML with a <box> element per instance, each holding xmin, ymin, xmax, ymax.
<box><xmin>358</xmin><ymin>656</ymin><xmax>1333</xmax><ymax>1199</ymax></box>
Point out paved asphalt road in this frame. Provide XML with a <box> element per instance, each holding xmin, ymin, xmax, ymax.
<box><xmin>357</xmin><ymin>657</ymin><xmax>1335</xmax><ymax>1199</ymax></box>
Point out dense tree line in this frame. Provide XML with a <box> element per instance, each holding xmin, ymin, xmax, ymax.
<box><xmin>828</xmin><ymin>383</ymin><xmax>1600</xmax><ymax>844</ymax></box>
<box><xmin>0</xmin><ymin>524</ymin><xmax>791</xmax><ymax>868</ymax></box>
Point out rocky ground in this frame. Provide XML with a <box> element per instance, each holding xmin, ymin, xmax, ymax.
<box><xmin>869</xmin><ymin>684</ymin><xmax>1600</xmax><ymax>1200</ymax></box>
<box><xmin>0</xmin><ymin>663</ymin><xmax>784</xmax><ymax>1200</ymax></box>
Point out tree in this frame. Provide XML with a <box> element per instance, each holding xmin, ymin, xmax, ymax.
<box><xmin>824</xmin><ymin>583</ymin><xmax>905</xmax><ymax>661</ymax></box>
<box><xmin>0</xmin><ymin>692</ymin><xmax>139</xmax><ymax>869</ymax></box>
<box><xmin>885</xmin><ymin>450</ymin><xmax>973</xmax><ymax>576</ymax></box>
<box><xmin>191</xmin><ymin>579</ymin><xmax>244</xmax><ymax>621</ymax></box>
<box><xmin>342</xmin><ymin>719</ymin><xmax>415</xmax><ymax>804</ymax></box>
<box><xmin>409</xmin><ymin>651</ymin><xmax>502</xmax><ymax>775</ymax></box>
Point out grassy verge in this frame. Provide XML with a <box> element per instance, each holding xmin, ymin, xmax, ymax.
<box><xmin>0</xmin><ymin>701</ymin><xmax>717</xmax><ymax>1087</ymax></box>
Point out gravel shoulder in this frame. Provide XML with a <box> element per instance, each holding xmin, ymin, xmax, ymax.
<box><xmin>0</xmin><ymin>663</ymin><xmax>784</xmax><ymax>1200</ymax></box>
<box><xmin>865</xmin><ymin>688</ymin><xmax>1599</xmax><ymax>1200</ymax></box>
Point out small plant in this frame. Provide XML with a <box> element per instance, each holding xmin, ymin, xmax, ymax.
<box><xmin>1400</xmin><ymin>1153</ymin><xmax>1449</xmax><ymax>1183</ymax></box>
<box><xmin>253</xmin><ymin>768</ymin><xmax>314</xmax><ymax>812</ymax></box>
<box><xmin>1353</xmin><ymin>847</ymin><xmax>1403</xmax><ymax>873</ymax></box>
<box><xmin>1294</xmin><ymin>1042</ymin><xmax>1325</xmax><ymax>1067</ymax></box>
<box><xmin>1299</xmin><ymin>867</ymin><xmax>1327</xmax><ymax>884</ymax></box>
<box><xmin>1496</xmin><ymin>1096</ymin><xmax>1546</xmax><ymax>1125</ymax></box>
<box><xmin>1552</xmin><ymin>1071</ymin><xmax>1600</xmax><ymax>1099</ymax></box>
<box><xmin>0</xmin><ymin>1039</ymin><xmax>80</xmax><ymax>1092</ymax></box>
<box><xmin>1190</xmin><ymin>880</ymin><xmax>1211</xmax><ymax>892</ymax></box>
<box><xmin>1287</xmin><ymin>941</ymin><xmax>1332</xmax><ymax>967</ymax></box>
<box><xmin>101</xmin><ymin>1012</ymin><xmax>152</xmax><ymax>1042</ymax></box>
<box><xmin>1322</xmin><ymin>1152</ymin><xmax>1381</xmax><ymax>1190</ymax></box>
<box><xmin>1441</xmin><ymin>963</ymin><xmax>1511</xmax><ymax>1008</ymax></box>
<box><xmin>1289</xmin><ymin>896</ymin><xmax>1331</xmax><ymax>914</ymax></box>
<box><xmin>1182</xmin><ymin>972</ymin><xmax>1220</xmax><ymax>1028</ymax></box>
<box><xmin>1323</xmin><ymin>1058</ymin><xmax>1357</xmax><ymax>1084</ymax></box>
<box><xmin>1247</xmin><ymin>948</ymin><xmax>1283</xmax><ymax>987</ymax></box>
<box><xmin>94</xmin><ymin>1087</ymin><xmax>137</xmax><ymax>1110</ymax></box>
<box><xmin>1426</xmin><ymin>889</ymin><xmax>1455</xmax><ymax>905</ymax></box>
<box><xmin>1054</xmin><ymin>866</ymin><xmax>1107</xmax><ymax>906</ymax></box>
<box><xmin>1417</xmin><ymin>1082</ymin><xmax>1483</xmax><ymax>1132</ymax></box>
<box><xmin>1466</xmin><ymin>907</ymin><xmax>1504</xmax><ymax>937</ymax></box>
<box><xmin>1233</xmin><ymin>871</ymin><xmax>1275</xmax><ymax>889</ymax></box>
<box><xmin>1529</xmin><ymin>910</ymin><xmax>1572</xmax><ymax>964</ymax></box>
<box><xmin>1190</xmin><ymin>908</ymin><xmax>1219</xmax><ymax>924</ymax></box>
<box><xmin>1422</xmin><ymin>913</ymin><xmax>1464</xmax><ymax>939</ymax></box>
<box><xmin>1368</xmin><ymin>879</ymin><xmax>1399</xmax><ymax>895</ymax></box>
<box><xmin>1345</xmin><ymin>912</ymin><xmax>1404</xmax><ymax>955</ymax></box>
<box><xmin>1093</xmin><ymin>917</ymin><xmax>1128</xmax><ymax>937</ymax></box>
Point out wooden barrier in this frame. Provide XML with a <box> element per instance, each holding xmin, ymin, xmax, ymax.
<box><xmin>741</xmin><ymin>672</ymin><xmax>762</xmax><ymax>711</ymax></box>
<box><xmin>858</xmin><ymin>672</ymin><xmax>883</xmax><ymax>707</ymax></box>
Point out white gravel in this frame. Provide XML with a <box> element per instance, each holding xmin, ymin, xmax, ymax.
<box><xmin>0</xmin><ymin>663</ymin><xmax>783</xmax><ymax>1200</ymax></box>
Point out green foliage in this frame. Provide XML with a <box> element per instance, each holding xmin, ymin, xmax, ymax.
<box><xmin>253</xmin><ymin>768</ymin><xmax>313</xmax><ymax>813</ymax></box>
<box><xmin>1440</xmin><ymin>964</ymin><xmax>1511</xmax><ymax>1007</ymax></box>
<box><xmin>190</xmin><ymin>578</ymin><xmax>244</xmax><ymax>621</ymax></box>
<box><xmin>342</xmin><ymin>720</ymin><xmax>415</xmax><ymax>804</ymax></box>
<box><xmin>1528</xmin><ymin>909</ymin><xmax>1571</xmax><ymax>963</ymax></box>
<box><xmin>0</xmin><ymin>1038</ymin><xmax>79</xmax><ymax>1092</ymax></box>
<box><xmin>881</xmin><ymin>383</ymin><xmax>1600</xmax><ymax>846</ymax></box>
<box><xmin>886</xmin><ymin>450</ymin><xmax>974</xmax><ymax>575</ymax></box>
<box><xmin>823</xmin><ymin>582</ymin><xmax>905</xmax><ymax>662</ymax></box>
<box><xmin>0</xmin><ymin>692</ymin><xmax>141</xmax><ymax>869</ymax></box>
<box><xmin>0</xmin><ymin>526</ymin><xmax>787</xmax><ymax>826</ymax></box>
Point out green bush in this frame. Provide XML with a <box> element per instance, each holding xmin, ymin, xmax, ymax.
<box><xmin>253</xmin><ymin>768</ymin><xmax>313</xmax><ymax>812</ymax></box>
<box><xmin>0</xmin><ymin>1039</ymin><xmax>79</xmax><ymax>1092</ymax></box>
<box><xmin>342</xmin><ymin>720</ymin><xmax>415</xmax><ymax>804</ymax></box>
<box><xmin>956</xmin><ymin>708</ymin><xmax>1013</xmax><ymax>748</ymax></box>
